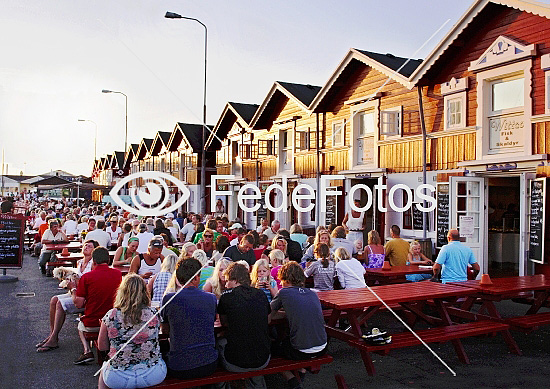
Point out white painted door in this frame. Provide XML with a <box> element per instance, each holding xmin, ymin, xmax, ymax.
<box><xmin>449</xmin><ymin>176</ymin><xmax>485</xmax><ymax>274</ymax></box>
<box><xmin>520</xmin><ymin>172</ymin><xmax>537</xmax><ymax>276</ymax></box>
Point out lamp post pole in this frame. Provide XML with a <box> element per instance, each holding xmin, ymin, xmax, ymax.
<box><xmin>165</xmin><ymin>11</ymin><xmax>208</xmax><ymax>216</ymax></box>
<box><xmin>101</xmin><ymin>90</ymin><xmax>128</xmax><ymax>154</ymax></box>
<box><xmin>77</xmin><ymin>119</ymin><xmax>98</xmax><ymax>161</ymax></box>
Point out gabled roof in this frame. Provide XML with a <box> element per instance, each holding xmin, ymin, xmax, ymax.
<box><xmin>151</xmin><ymin>131</ymin><xmax>172</xmax><ymax>156</ymax></box>
<box><xmin>168</xmin><ymin>123</ymin><xmax>218</xmax><ymax>153</ymax></box>
<box><xmin>205</xmin><ymin>102</ymin><xmax>259</xmax><ymax>149</ymax></box>
<box><xmin>5</xmin><ymin>175</ymin><xmax>34</xmax><ymax>182</ymax></box>
<box><xmin>21</xmin><ymin>176</ymin><xmax>47</xmax><ymax>184</ymax></box>
<box><xmin>31</xmin><ymin>176</ymin><xmax>72</xmax><ymax>186</ymax></box>
<box><xmin>124</xmin><ymin>143</ymin><xmax>139</xmax><ymax>167</ymax></box>
<box><xmin>250</xmin><ymin>81</ymin><xmax>321</xmax><ymax>129</ymax></box>
<box><xmin>136</xmin><ymin>138</ymin><xmax>154</xmax><ymax>160</ymax></box>
<box><xmin>409</xmin><ymin>0</ymin><xmax>550</xmax><ymax>85</ymax></box>
<box><xmin>103</xmin><ymin>155</ymin><xmax>112</xmax><ymax>170</ymax></box>
<box><xmin>310</xmin><ymin>48</ymin><xmax>423</xmax><ymax>111</ymax></box>
<box><xmin>112</xmin><ymin>151</ymin><xmax>126</xmax><ymax>170</ymax></box>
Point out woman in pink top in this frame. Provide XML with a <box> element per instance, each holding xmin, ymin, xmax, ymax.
<box><xmin>269</xmin><ymin>249</ymin><xmax>286</xmax><ymax>289</ymax></box>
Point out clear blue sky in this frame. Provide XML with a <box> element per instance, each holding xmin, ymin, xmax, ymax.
<box><xmin>1</xmin><ymin>0</ymin><xmax>483</xmax><ymax>176</ymax></box>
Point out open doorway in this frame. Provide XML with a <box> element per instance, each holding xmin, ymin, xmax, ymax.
<box><xmin>487</xmin><ymin>176</ymin><xmax>520</xmax><ymax>277</ymax></box>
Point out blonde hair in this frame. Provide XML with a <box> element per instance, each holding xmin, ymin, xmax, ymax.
<box><xmin>192</xmin><ymin>249</ymin><xmax>208</xmax><ymax>266</ymax></box>
<box><xmin>207</xmin><ymin>258</ymin><xmax>232</xmax><ymax>298</ymax></box>
<box><xmin>164</xmin><ymin>219</ymin><xmax>173</xmax><ymax>228</ymax></box>
<box><xmin>269</xmin><ymin>249</ymin><xmax>285</xmax><ymax>266</ymax></box>
<box><xmin>314</xmin><ymin>230</ymin><xmax>333</xmax><ymax>248</ymax></box>
<box><xmin>409</xmin><ymin>241</ymin><xmax>421</xmax><ymax>254</ymax></box>
<box><xmin>271</xmin><ymin>235</ymin><xmax>287</xmax><ymax>254</ymax></box>
<box><xmin>367</xmin><ymin>230</ymin><xmax>381</xmax><ymax>245</ymax></box>
<box><xmin>334</xmin><ymin>247</ymin><xmax>351</xmax><ymax>263</ymax></box>
<box><xmin>235</xmin><ymin>260</ymin><xmax>250</xmax><ymax>271</ymax></box>
<box><xmin>160</xmin><ymin>253</ymin><xmax>179</xmax><ymax>273</ymax></box>
<box><xmin>251</xmin><ymin>259</ymin><xmax>271</xmax><ymax>285</ymax></box>
<box><xmin>113</xmin><ymin>274</ymin><xmax>150</xmax><ymax>326</ymax></box>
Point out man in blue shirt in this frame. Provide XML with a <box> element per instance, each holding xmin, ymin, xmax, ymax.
<box><xmin>433</xmin><ymin>229</ymin><xmax>480</xmax><ymax>283</ymax></box>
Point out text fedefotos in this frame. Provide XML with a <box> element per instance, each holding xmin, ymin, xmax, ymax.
<box><xmin>211</xmin><ymin>175</ymin><xmax>437</xmax><ymax>214</ymax></box>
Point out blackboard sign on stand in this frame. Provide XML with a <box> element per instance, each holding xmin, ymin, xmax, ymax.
<box><xmin>0</xmin><ymin>213</ymin><xmax>24</xmax><ymax>283</ymax></box>
<box><xmin>528</xmin><ymin>178</ymin><xmax>547</xmax><ymax>264</ymax></box>
<box><xmin>436</xmin><ymin>183</ymin><xmax>450</xmax><ymax>248</ymax></box>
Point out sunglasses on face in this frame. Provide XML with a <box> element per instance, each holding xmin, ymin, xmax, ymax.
<box><xmin>204</xmin><ymin>235</ymin><xmax>213</xmax><ymax>238</ymax></box>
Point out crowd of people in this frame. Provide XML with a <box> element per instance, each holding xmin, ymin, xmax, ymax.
<box><xmin>0</xmin><ymin>193</ymin><xmax>479</xmax><ymax>389</ymax></box>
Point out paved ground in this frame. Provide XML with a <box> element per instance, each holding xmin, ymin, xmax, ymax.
<box><xmin>2</xmin><ymin>253</ymin><xmax>550</xmax><ymax>388</ymax></box>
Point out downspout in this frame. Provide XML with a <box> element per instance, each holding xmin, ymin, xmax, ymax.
<box><xmin>417</xmin><ymin>85</ymin><xmax>428</xmax><ymax>240</ymax></box>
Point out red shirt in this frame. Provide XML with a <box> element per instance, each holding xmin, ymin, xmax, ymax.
<box><xmin>76</xmin><ymin>264</ymin><xmax>122</xmax><ymax>327</ymax></box>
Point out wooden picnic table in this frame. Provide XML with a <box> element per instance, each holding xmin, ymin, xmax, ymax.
<box><xmin>449</xmin><ymin>275</ymin><xmax>550</xmax><ymax>322</ymax></box>
<box><xmin>364</xmin><ymin>265</ymin><xmax>433</xmax><ymax>285</ymax></box>
<box><xmin>111</xmin><ymin>264</ymin><xmax>130</xmax><ymax>275</ymax></box>
<box><xmin>54</xmin><ymin>252</ymin><xmax>83</xmax><ymax>266</ymax></box>
<box><xmin>317</xmin><ymin>282</ymin><xmax>520</xmax><ymax>375</ymax></box>
<box><xmin>44</xmin><ymin>241</ymin><xmax>82</xmax><ymax>252</ymax></box>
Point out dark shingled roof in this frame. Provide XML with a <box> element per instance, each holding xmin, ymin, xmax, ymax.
<box><xmin>277</xmin><ymin>82</ymin><xmax>321</xmax><ymax>106</ymax></box>
<box><xmin>355</xmin><ymin>49</ymin><xmax>423</xmax><ymax>77</ymax></box>
<box><xmin>5</xmin><ymin>175</ymin><xmax>34</xmax><ymax>182</ymax></box>
<box><xmin>142</xmin><ymin>138</ymin><xmax>153</xmax><ymax>151</ymax></box>
<box><xmin>113</xmin><ymin>151</ymin><xmax>125</xmax><ymax>169</ymax></box>
<box><xmin>158</xmin><ymin>131</ymin><xmax>172</xmax><ymax>146</ymax></box>
<box><xmin>178</xmin><ymin>123</ymin><xmax>218</xmax><ymax>153</ymax></box>
<box><xmin>228</xmin><ymin>102</ymin><xmax>259</xmax><ymax>124</ymax></box>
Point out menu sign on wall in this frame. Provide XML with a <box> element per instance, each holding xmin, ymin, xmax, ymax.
<box><xmin>436</xmin><ymin>183</ymin><xmax>450</xmax><ymax>248</ymax></box>
<box><xmin>0</xmin><ymin>213</ymin><xmax>25</xmax><ymax>268</ymax></box>
<box><xmin>325</xmin><ymin>196</ymin><xmax>337</xmax><ymax>226</ymax></box>
<box><xmin>256</xmin><ymin>198</ymin><xmax>267</xmax><ymax>226</ymax></box>
<box><xmin>528</xmin><ymin>178</ymin><xmax>546</xmax><ymax>264</ymax></box>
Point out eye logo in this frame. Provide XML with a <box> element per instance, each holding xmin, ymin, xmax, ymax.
<box><xmin>110</xmin><ymin>171</ymin><xmax>190</xmax><ymax>217</ymax></box>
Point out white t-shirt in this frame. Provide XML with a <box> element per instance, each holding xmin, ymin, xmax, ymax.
<box><xmin>91</xmin><ymin>215</ymin><xmax>105</xmax><ymax>223</ymax></box>
<box><xmin>107</xmin><ymin>226</ymin><xmax>122</xmax><ymax>241</ymax></box>
<box><xmin>85</xmin><ymin>229</ymin><xmax>112</xmax><ymax>248</ymax></box>
<box><xmin>136</xmin><ymin>232</ymin><xmax>154</xmax><ymax>254</ymax></box>
<box><xmin>77</xmin><ymin>222</ymin><xmax>89</xmax><ymax>233</ymax></box>
<box><xmin>263</xmin><ymin>228</ymin><xmax>278</xmax><ymax>241</ymax></box>
<box><xmin>62</xmin><ymin>220</ymin><xmax>78</xmax><ymax>235</ymax></box>
<box><xmin>335</xmin><ymin>258</ymin><xmax>366</xmax><ymax>289</ymax></box>
<box><xmin>41</xmin><ymin>230</ymin><xmax>66</xmax><ymax>253</ymax></box>
<box><xmin>181</xmin><ymin>223</ymin><xmax>196</xmax><ymax>242</ymax></box>
<box><xmin>167</xmin><ymin>226</ymin><xmax>179</xmax><ymax>242</ymax></box>
<box><xmin>33</xmin><ymin>218</ymin><xmax>47</xmax><ymax>229</ymax></box>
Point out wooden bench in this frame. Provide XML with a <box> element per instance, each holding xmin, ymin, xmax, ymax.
<box><xmin>46</xmin><ymin>261</ymin><xmax>74</xmax><ymax>268</ymax></box>
<box><xmin>151</xmin><ymin>355</ymin><xmax>334</xmax><ymax>388</ymax></box>
<box><xmin>506</xmin><ymin>312</ymin><xmax>550</xmax><ymax>333</ymax></box>
<box><xmin>328</xmin><ymin>320</ymin><xmax>518</xmax><ymax>375</ymax></box>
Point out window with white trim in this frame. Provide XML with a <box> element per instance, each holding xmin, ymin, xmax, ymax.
<box><xmin>442</xmin><ymin>77</ymin><xmax>468</xmax><ymax>130</ymax></box>
<box><xmin>380</xmin><ymin>107</ymin><xmax>402</xmax><ymax>136</ymax></box>
<box><xmin>280</xmin><ymin>129</ymin><xmax>291</xmax><ymax>169</ymax></box>
<box><xmin>332</xmin><ymin>120</ymin><xmax>345</xmax><ymax>147</ymax></box>
<box><xmin>357</xmin><ymin>111</ymin><xmax>375</xmax><ymax>165</ymax></box>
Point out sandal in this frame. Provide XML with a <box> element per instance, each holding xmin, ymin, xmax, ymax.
<box><xmin>35</xmin><ymin>339</ymin><xmax>49</xmax><ymax>348</ymax></box>
<box><xmin>36</xmin><ymin>345</ymin><xmax>59</xmax><ymax>353</ymax></box>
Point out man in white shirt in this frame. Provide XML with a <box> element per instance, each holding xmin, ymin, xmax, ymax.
<box><xmin>256</xmin><ymin>218</ymin><xmax>269</xmax><ymax>234</ymax></box>
<box><xmin>76</xmin><ymin>216</ymin><xmax>89</xmax><ymax>234</ymax></box>
<box><xmin>136</xmin><ymin>223</ymin><xmax>154</xmax><ymax>254</ymax></box>
<box><xmin>33</xmin><ymin>211</ymin><xmax>47</xmax><ymax>229</ymax></box>
<box><xmin>85</xmin><ymin>220</ymin><xmax>111</xmax><ymax>249</ymax></box>
<box><xmin>165</xmin><ymin>213</ymin><xmax>181</xmax><ymax>241</ymax></box>
<box><xmin>106</xmin><ymin>216</ymin><xmax>122</xmax><ymax>243</ymax></box>
<box><xmin>62</xmin><ymin>214</ymin><xmax>79</xmax><ymax>236</ymax></box>
<box><xmin>181</xmin><ymin>214</ymin><xmax>199</xmax><ymax>242</ymax></box>
<box><xmin>263</xmin><ymin>220</ymin><xmax>280</xmax><ymax>242</ymax></box>
<box><xmin>39</xmin><ymin>220</ymin><xmax>68</xmax><ymax>275</ymax></box>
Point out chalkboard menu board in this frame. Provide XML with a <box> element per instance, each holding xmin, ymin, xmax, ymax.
<box><xmin>436</xmin><ymin>184</ymin><xmax>450</xmax><ymax>248</ymax></box>
<box><xmin>412</xmin><ymin>204</ymin><xmax>429</xmax><ymax>230</ymax></box>
<box><xmin>256</xmin><ymin>198</ymin><xmax>267</xmax><ymax>226</ymax></box>
<box><xmin>325</xmin><ymin>196</ymin><xmax>337</xmax><ymax>226</ymax></box>
<box><xmin>529</xmin><ymin>178</ymin><xmax>546</xmax><ymax>264</ymax></box>
<box><xmin>0</xmin><ymin>213</ymin><xmax>25</xmax><ymax>268</ymax></box>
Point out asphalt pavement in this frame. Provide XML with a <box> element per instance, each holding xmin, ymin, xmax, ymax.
<box><xmin>2</xmin><ymin>253</ymin><xmax>550</xmax><ymax>389</ymax></box>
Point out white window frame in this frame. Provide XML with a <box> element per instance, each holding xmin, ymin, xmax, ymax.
<box><xmin>442</xmin><ymin>77</ymin><xmax>468</xmax><ymax>131</ymax></box>
<box><xmin>349</xmin><ymin>99</ymin><xmax>379</xmax><ymax>169</ymax></box>
<box><xmin>380</xmin><ymin>106</ymin><xmax>402</xmax><ymax>136</ymax></box>
<box><xmin>541</xmin><ymin>54</ymin><xmax>550</xmax><ymax>114</ymax></box>
<box><xmin>475</xmin><ymin>60</ymin><xmax>532</xmax><ymax>158</ymax></box>
<box><xmin>356</xmin><ymin>110</ymin><xmax>376</xmax><ymax>165</ymax></box>
<box><xmin>278</xmin><ymin>128</ymin><xmax>293</xmax><ymax>173</ymax></box>
<box><xmin>332</xmin><ymin>120</ymin><xmax>345</xmax><ymax>147</ymax></box>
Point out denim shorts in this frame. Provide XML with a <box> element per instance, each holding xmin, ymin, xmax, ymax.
<box><xmin>102</xmin><ymin>360</ymin><xmax>167</xmax><ymax>389</ymax></box>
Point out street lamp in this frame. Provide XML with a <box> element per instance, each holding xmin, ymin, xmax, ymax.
<box><xmin>165</xmin><ymin>11</ymin><xmax>208</xmax><ymax>216</ymax></box>
<box><xmin>102</xmin><ymin>89</ymin><xmax>128</xmax><ymax>153</ymax></box>
<box><xmin>77</xmin><ymin>119</ymin><xmax>98</xmax><ymax>161</ymax></box>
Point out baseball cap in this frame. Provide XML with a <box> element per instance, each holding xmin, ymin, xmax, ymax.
<box><xmin>231</xmin><ymin>223</ymin><xmax>243</xmax><ymax>230</ymax></box>
<box><xmin>149</xmin><ymin>235</ymin><xmax>164</xmax><ymax>247</ymax></box>
<box><xmin>165</xmin><ymin>213</ymin><xmax>174</xmax><ymax>219</ymax></box>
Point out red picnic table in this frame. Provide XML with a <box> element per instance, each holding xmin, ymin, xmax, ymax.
<box><xmin>111</xmin><ymin>264</ymin><xmax>130</xmax><ymax>276</ymax></box>
<box><xmin>44</xmin><ymin>241</ymin><xmax>82</xmax><ymax>252</ymax></box>
<box><xmin>53</xmin><ymin>252</ymin><xmax>83</xmax><ymax>266</ymax></box>
<box><xmin>364</xmin><ymin>264</ymin><xmax>433</xmax><ymax>285</ymax></box>
<box><xmin>317</xmin><ymin>282</ymin><xmax>520</xmax><ymax>376</ymax></box>
<box><xmin>448</xmin><ymin>275</ymin><xmax>550</xmax><ymax>332</ymax></box>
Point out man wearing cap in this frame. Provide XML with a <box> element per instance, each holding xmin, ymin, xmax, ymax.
<box><xmin>229</xmin><ymin>226</ymin><xmax>245</xmax><ymax>246</ymax></box>
<box><xmin>39</xmin><ymin>219</ymin><xmax>69</xmax><ymax>275</ymax></box>
<box><xmin>129</xmin><ymin>236</ymin><xmax>164</xmax><ymax>281</ymax></box>
<box><xmin>106</xmin><ymin>216</ymin><xmax>122</xmax><ymax>247</ymax></box>
<box><xmin>433</xmin><ymin>229</ymin><xmax>479</xmax><ymax>283</ymax></box>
